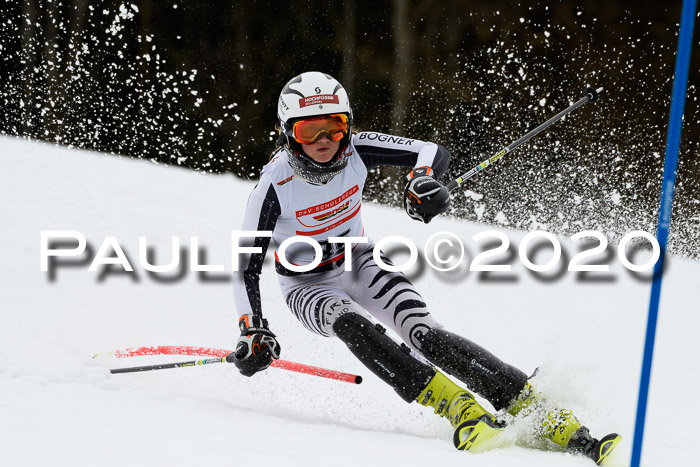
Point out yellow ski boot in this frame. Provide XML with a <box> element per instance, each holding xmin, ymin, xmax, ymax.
<box><xmin>509</xmin><ymin>382</ymin><xmax>621</xmax><ymax>465</ymax></box>
<box><xmin>542</xmin><ymin>409</ymin><xmax>621</xmax><ymax>465</ymax></box>
<box><xmin>417</xmin><ymin>370</ymin><xmax>505</xmax><ymax>452</ymax></box>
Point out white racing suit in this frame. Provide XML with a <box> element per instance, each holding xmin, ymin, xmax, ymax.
<box><xmin>233</xmin><ymin>131</ymin><xmax>451</xmax><ymax>350</ymax></box>
<box><xmin>278</xmin><ymin>241</ymin><xmax>439</xmax><ymax>350</ymax></box>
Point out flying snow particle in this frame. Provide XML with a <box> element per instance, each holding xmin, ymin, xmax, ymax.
<box><xmin>495</xmin><ymin>212</ymin><xmax>510</xmax><ymax>225</ymax></box>
<box><xmin>464</xmin><ymin>190</ymin><xmax>484</xmax><ymax>201</ymax></box>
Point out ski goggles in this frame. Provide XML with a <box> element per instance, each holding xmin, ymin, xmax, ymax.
<box><xmin>291</xmin><ymin>114</ymin><xmax>349</xmax><ymax>145</ymax></box>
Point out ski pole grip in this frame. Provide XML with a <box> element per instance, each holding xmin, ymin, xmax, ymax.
<box><xmin>445</xmin><ymin>179</ymin><xmax>459</xmax><ymax>192</ymax></box>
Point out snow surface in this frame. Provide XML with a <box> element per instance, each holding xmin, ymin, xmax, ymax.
<box><xmin>1</xmin><ymin>137</ymin><xmax>698</xmax><ymax>466</ymax></box>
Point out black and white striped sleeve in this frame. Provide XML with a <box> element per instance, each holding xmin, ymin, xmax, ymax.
<box><xmin>352</xmin><ymin>132</ymin><xmax>451</xmax><ymax>178</ymax></box>
<box><xmin>232</xmin><ymin>176</ymin><xmax>281</xmax><ymax>318</ymax></box>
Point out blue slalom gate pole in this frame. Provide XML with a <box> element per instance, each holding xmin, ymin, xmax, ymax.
<box><xmin>630</xmin><ymin>1</ymin><xmax>697</xmax><ymax>466</ymax></box>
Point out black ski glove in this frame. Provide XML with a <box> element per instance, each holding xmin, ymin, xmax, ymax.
<box><xmin>403</xmin><ymin>166</ymin><xmax>451</xmax><ymax>223</ymax></box>
<box><xmin>227</xmin><ymin>314</ymin><xmax>281</xmax><ymax>377</ymax></box>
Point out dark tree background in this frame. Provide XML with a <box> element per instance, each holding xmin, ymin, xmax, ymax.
<box><xmin>1</xmin><ymin>0</ymin><xmax>698</xmax><ymax>257</ymax></box>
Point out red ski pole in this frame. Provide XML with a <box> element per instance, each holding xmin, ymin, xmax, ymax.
<box><xmin>270</xmin><ymin>359</ymin><xmax>362</xmax><ymax>384</ymax></box>
<box><xmin>100</xmin><ymin>345</ymin><xmax>362</xmax><ymax>384</ymax></box>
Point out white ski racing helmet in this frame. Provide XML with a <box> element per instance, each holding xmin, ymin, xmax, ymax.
<box><xmin>277</xmin><ymin>71</ymin><xmax>354</xmax><ymax>184</ymax></box>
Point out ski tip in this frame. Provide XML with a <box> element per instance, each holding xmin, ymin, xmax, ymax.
<box><xmin>595</xmin><ymin>433</ymin><xmax>622</xmax><ymax>465</ymax></box>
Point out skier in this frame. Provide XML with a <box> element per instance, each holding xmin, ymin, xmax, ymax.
<box><xmin>229</xmin><ymin>71</ymin><xmax>620</xmax><ymax>463</ymax></box>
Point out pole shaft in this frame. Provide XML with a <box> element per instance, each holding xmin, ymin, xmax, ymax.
<box><xmin>631</xmin><ymin>1</ymin><xmax>696</xmax><ymax>465</ymax></box>
<box><xmin>506</xmin><ymin>94</ymin><xmax>591</xmax><ymax>152</ymax></box>
<box><xmin>110</xmin><ymin>357</ymin><xmax>225</xmax><ymax>374</ymax></box>
<box><xmin>272</xmin><ymin>359</ymin><xmax>362</xmax><ymax>384</ymax></box>
<box><xmin>447</xmin><ymin>88</ymin><xmax>598</xmax><ymax>192</ymax></box>
<box><xmin>105</xmin><ymin>345</ymin><xmax>363</xmax><ymax>384</ymax></box>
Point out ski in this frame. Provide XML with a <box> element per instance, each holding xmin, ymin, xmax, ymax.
<box><xmin>589</xmin><ymin>433</ymin><xmax>622</xmax><ymax>465</ymax></box>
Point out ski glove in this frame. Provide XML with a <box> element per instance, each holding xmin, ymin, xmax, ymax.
<box><xmin>227</xmin><ymin>314</ymin><xmax>281</xmax><ymax>377</ymax></box>
<box><xmin>403</xmin><ymin>167</ymin><xmax>451</xmax><ymax>223</ymax></box>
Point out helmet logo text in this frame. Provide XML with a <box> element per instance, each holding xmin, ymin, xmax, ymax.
<box><xmin>299</xmin><ymin>94</ymin><xmax>339</xmax><ymax>108</ymax></box>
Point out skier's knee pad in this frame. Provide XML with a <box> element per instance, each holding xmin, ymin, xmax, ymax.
<box><xmin>418</xmin><ymin>328</ymin><xmax>529</xmax><ymax>411</ymax></box>
<box><xmin>332</xmin><ymin>313</ymin><xmax>435</xmax><ymax>402</ymax></box>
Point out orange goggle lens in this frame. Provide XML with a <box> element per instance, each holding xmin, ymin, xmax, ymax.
<box><xmin>292</xmin><ymin>114</ymin><xmax>349</xmax><ymax>145</ymax></box>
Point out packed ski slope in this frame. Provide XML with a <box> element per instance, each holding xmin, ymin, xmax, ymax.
<box><xmin>1</xmin><ymin>137</ymin><xmax>698</xmax><ymax>467</ymax></box>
